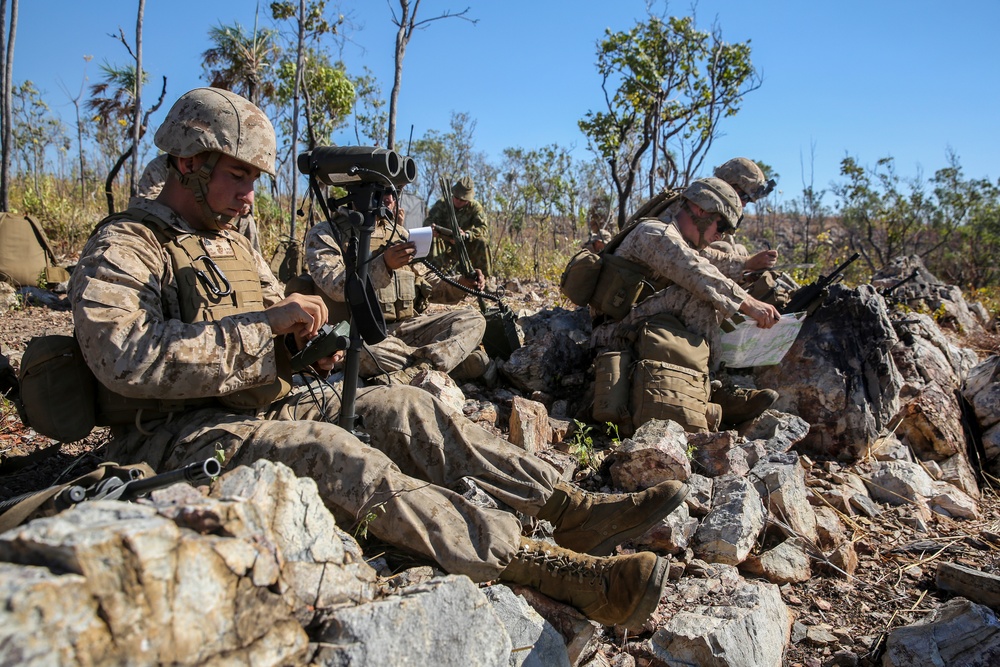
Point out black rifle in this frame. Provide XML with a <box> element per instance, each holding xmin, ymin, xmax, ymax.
<box><xmin>781</xmin><ymin>252</ymin><xmax>860</xmax><ymax>315</ymax></box>
<box><xmin>0</xmin><ymin>458</ymin><xmax>222</xmax><ymax>516</ymax></box>
<box><xmin>879</xmin><ymin>269</ymin><xmax>920</xmax><ymax>301</ymax></box>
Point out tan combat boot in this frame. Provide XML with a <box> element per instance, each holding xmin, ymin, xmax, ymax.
<box><xmin>539</xmin><ymin>480</ymin><xmax>689</xmax><ymax>556</ymax></box>
<box><xmin>450</xmin><ymin>349</ymin><xmax>490</xmax><ymax>381</ymax></box>
<box><xmin>712</xmin><ymin>386</ymin><xmax>778</xmax><ymax>425</ymax></box>
<box><xmin>499</xmin><ymin>537</ymin><xmax>668</xmax><ymax>630</ymax></box>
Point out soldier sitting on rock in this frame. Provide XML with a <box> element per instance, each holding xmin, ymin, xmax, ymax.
<box><xmin>305</xmin><ymin>189</ymin><xmax>493</xmax><ymax>385</ymax></box>
<box><xmin>589</xmin><ymin>178</ymin><xmax>781</xmax><ymax>433</ymax></box>
<box><xmin>64</xmin><ymin>87</ymin><xmax>690</xmax><ymax>630</ymax></box>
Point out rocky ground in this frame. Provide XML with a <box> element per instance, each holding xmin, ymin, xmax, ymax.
<box><xmin>2</xmin><ymin>281</ymin><xmax>1000</xmax><ymax>666</ymax></box>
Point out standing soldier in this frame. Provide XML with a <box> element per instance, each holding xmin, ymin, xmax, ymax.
<box><xmin>424</xmin><ymin>176</ymin><xmax>493</xmax><ymax>277</ymax></box>
<box><xmin>67</xmin><ymin>87</ymin><xmax>688</xmax><ymax>630</ymax></box>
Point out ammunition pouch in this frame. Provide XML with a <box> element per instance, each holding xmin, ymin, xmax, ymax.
<box><xmin>375</xmin><ymin>269</ymin><xmax>420</xmax><ymax>322</ymax></box>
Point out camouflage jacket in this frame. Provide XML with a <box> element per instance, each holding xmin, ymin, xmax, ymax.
<box><xmin>423</xmin><ymin>198</ymin><xmax>492</xmax><ymax>275</ymax></box>
<box><xmin>614</xmin><ymin>214</ymin><xmax>749</xmax><ymax>319</ymax></box>
<box><xmin>69</xmin><ymin>199</ymin><xmax>284</xmax><ymax>400</ymax></box>
<box><xmin>304</xmin><ymin>217</ymin><xmax>468</xmax><ymax>308</ymax></box>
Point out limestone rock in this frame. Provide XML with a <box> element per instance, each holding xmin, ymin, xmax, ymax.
<box><xmin>756</xmin><ymin>284</ymin><xmax>901</xmax><ymax>459</ymax></box>
<box><xmin>482</xmin><ymin>585</ymin><xmax>571</xmax><ymax>667</ymax></box>
<box><xmin>314</xmin><ymin>575</ymin><xmax>512</xmax><ymax>666</ymax></box>
<box><xmin>750</xmin><ymin>455</ymin><xmax>819</xmax><ymax>544</ymax></box>
<box><xmin>635</xmin><ymin>501</ymin><xmax>699</xmax><ymax>555</ymax></box>
<box><xmin>894</xmin><ymin>381</ymin><xmax>966</xmax><ymax>461</ymax></box>
<box><xmin>882</xmin><ymin>598</ymin><xmax>1000</xmax><ymax>667</ymax></box>
<box><xmin>0</xmin><ymin>501</ymin><xmax>309</xmax><ymax>666</ymax></box>
<box><xmin>509</xmin><ymin>396</ymin><xmax>553</xmax><ymax>455</ymax></box>
<box><xmin>692</xmin><ymin>475</ymin><xmax>766</xmax><ymax>565</ymax></box>
<box><xmin>608</xmin><ymin>419</ymin><xmax>691</xmax><ymax>491</ymax></box>
<box><xmin>739</xmin><ymin>539</ymin><xmax>812</xmax><ymax>584</ymax></box>
<box><xmin>411</xmin><ymin>369</ymin><xmax>468</xmax><ymax>413</ymax></box>
<box><xmin>651</xmin><ymin>579</ymin><xmax>790</xmax><ymax>667</ymax></box>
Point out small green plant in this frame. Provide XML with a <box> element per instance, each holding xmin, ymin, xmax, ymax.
<box><xmin>604</xmin><ymin>421</ymin><xmax>621</xmax><ymax>444</ymax></box>
<box><xmin>686</xmin><ymin>442</ymin><xmax>697</xmax><ymax>460</ymax></box>
<box><xmin>569</xmin><ymin>419</ymin><xmax>597</xmax><ymax>470</ymax></box>
<box><xmin>354</xmin><ymin>502</ymin><xmax>387</xmax><ymax>541</ymax></box>
<box><xmin>213</xmin><ymin>444</ymin><xmax>227</xmax><ymax>467</ymax></box>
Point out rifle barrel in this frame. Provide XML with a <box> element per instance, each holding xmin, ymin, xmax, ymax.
<box><xmin>122</xmin><ymin>458</ymin><xmax>222</xmax><ymax>500</ymax></box>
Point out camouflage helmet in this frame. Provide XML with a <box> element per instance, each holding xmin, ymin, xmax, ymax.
<box><xmin>452</xmin><ymin>176</ymin><xmax>475</xmax><ymax>202</ymax></box>
<box><xmin>154</xmin><ymin>87</ymin><xmax>276</xmax><ymax>176</ymax></box>
<box><xmin>681</xmin><ymin>177</ymin><xmax>743</xmax><ymax>229</ymax></box>
<box><xmin>714</xmin><ymin>157</ymin><xmax>769</xmax><ymax>203</ymax></box>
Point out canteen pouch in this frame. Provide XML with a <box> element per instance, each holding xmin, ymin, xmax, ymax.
<box><xmin>18</xmin><ymin>335</ymin><xmax>97</xmax><ymax>442</ymax></box>
<box><xmin>592</xmin><ymin>350</ymin><xmax>633</xmax><ymax>429</ymax></box>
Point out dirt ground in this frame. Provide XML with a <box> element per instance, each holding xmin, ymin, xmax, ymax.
<box><xmin>2</xmin><ymin>297</ymin><xmax>1000</xmax><ymax>666</ymax></box>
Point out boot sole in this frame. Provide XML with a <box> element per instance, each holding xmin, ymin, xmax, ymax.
<box><xmin>586</xmin><ymin>483</ymin><xmax>690</xmax><ymax>557</ymax></box>
<box><xmin>620</xmin><ymin>555</ymin><xmax>670</xmax><ymax>631</ymax></box>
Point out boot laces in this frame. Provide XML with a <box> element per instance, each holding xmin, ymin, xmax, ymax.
<box><xmin>515</xmin><ymin>544</ymin><xmax>610</xmax><ymax>586</ymax></box>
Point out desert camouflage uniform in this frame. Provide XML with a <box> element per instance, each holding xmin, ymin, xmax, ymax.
<box><xmin>591</xmin><ymin>208</ymin><xmax>750</xmax><ymax>372</ymax></box>
<box><xmin>424</xmin><ymin>198</ymin><xmax>493</xmax><ymax>276</ymax></box>
<box><xmin>305</xmin><ymin>217</ymin><xmax>486</xmax><ymax>377</ymax></box>
<box><xmin>701</xmin><ymin>236</ymin><xmax>750</xmax><ymax>281</ymax></box>
<box><xmin>129</xmin><ymin>154</ymin><xmax>262</xmax><ymax>254</ymax></box>
<box><xmin>70</xmin><ymin>198</ymin><xmax>560</xmax><ymax>581</ymax></box>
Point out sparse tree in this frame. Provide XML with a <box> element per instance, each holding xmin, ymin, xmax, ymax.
<box><xmin>385</xmin><ymin>0</ymin><xmax>476</xmax><ymax>150</ymax></box>
<box><xmin>0</xmin><ymin>0</ymin><xmax>18</xmax><ymax>210</ymax></box>
<box><xmin>579</xmin><ymin>12</ymin><xmax>761</xmax><ymax>229</ymax></box>
<box><xmin>201</xmin><ymin>17</ymin><xmax>278</xmax><ymax>107</ymax></box>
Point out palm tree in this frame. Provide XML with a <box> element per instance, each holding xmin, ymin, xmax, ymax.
<box><xmin>202</xmin><ymin>21</ymin><xmax>277</xmax><ymax>107</ymax></box>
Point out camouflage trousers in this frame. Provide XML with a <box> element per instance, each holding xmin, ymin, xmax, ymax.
<box><xmin>359</xmin><ymin>309</ymin><xmax>486</xmax><ymax>378</ymax></box>
<box><xmin>592</xmin><ymin>285</ymin><xmax>727</xmax><ymax>371</ymax></box>
<box><xmin>105</xmin><ymin>384</ymin><xmax>560</xmax><ymax>581</ymax></box>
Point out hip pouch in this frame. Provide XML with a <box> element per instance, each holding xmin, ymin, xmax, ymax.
<box><xmin>629</xmin><ymin>313</ymin><xmax>711</xmax><ymax>432</ymax></box>
<box><xmin>18</xmin><ymin>334</ymin><xmax>97</xmax><ymax>442</ymax></box>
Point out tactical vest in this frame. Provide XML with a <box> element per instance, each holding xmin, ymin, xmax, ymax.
<box><xmin>20</xmin><ymin>208</ymin><xmax>290</xmax><ymax>440</ymax></box>
<box><xmin>369</xmin><ymin>226</ymin><xmax>431</xmax><ymax>323</ymax></box>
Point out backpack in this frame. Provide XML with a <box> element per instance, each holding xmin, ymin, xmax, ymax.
<box><xmin>560</xmin><ymin>189</ymin><xmax>682</xmax><ymax>317</ymax></box>
<box><xmin>0</xmin><ymin>212</ymin><xmax>70</xmax><ymax>287</ymax></box>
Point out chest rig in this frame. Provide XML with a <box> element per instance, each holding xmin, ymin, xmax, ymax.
<box><xmin>97</xmin><ymin>210</ymin><xmax>291</xmax><ymax>423</ymax></box>
<box><xmin>370</xmin><ymin>223</ymin><xmax>431</xmax><ymax>323</ymax></box>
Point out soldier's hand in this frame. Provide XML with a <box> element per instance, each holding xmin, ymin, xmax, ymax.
<box><xmin>383</xmin><ymin>241</ymin><xmax>416</xmax><ymax>270</ymax></box>
<box><xmin>739</xmin><ymin>296</ymin><xmax>781</xmax><ymax>329</ymax></box>
<box><xmin>745</xmin><ymin>249</ymin><xmax>778</xmax><ymax>271</ymax></box>
<box><xmin>458</xmin><ymin>268</ymin><xmax>485</xmax><ymax>291</ymax></box>
<box><xmin>265</xmin><ymin>294</ymin><xmax>327</xmax><ymax>339</ymax></box>
<box><xmin>313</xmin><ymin>349</ymin><xmax>346</xmax><ymax>372</ymax></box>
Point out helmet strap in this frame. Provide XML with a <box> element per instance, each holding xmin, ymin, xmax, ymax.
<box><xmin>170</xmin><ymin>152</ymin><xmax>235</xmax><ymax>227</ymax></box>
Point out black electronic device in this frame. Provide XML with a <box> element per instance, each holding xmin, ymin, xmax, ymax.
<box><xmin>290</xmin><ymin>321</ymin><xmax>351</xmax><ymax>372</ymax></box>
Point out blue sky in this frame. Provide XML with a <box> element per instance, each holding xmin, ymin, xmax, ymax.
<box><xmin>12</xmin><ymin>0</ymin><xmax>1000</xmax><ymax>207</ymax></box>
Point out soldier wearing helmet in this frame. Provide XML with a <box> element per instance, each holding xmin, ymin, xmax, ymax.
<box><xmin>68</xmin><ymin>88</ymin><xmax>686</xmax><ymax>630</ymax></box>
<box><xmin>423</xmin><ymin>176</ymin><xmax>493</xmax><ymax>276</ymax></box>
<box><xmin>703</xmin><ymin>157</ymin><xmax>780</xmax><ymax>280</ymax></box>
<box><xmin>589</xmin><ymin>177</ymin><xmax>781</xmax><ymax>432</ymax></box>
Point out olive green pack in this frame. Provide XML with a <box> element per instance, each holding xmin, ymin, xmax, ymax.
<box><xmin>628</xmin><ymin>313</ymin><xmax>712</xmax><ymax>433</ymax></box>
<box><xmin>0</xmin><ymin>212</ymin><xmax>70</xmax><ymax>287</ymax></box>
